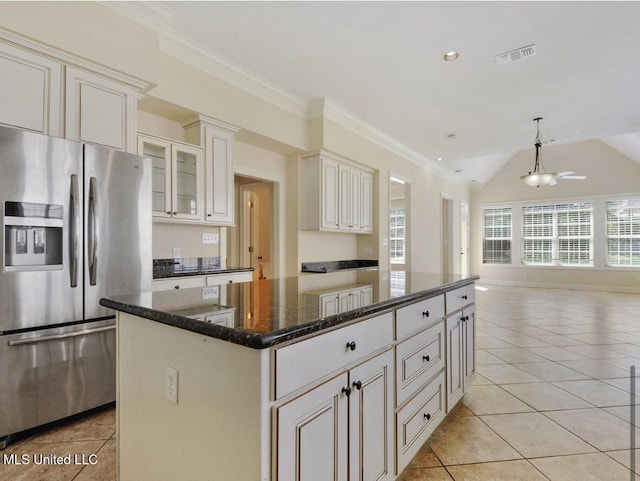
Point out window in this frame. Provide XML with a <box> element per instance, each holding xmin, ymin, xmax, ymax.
<box><xmin>482</xmin><ymin>207</ymin><xmax>512</xmax><ymax>264</ymax></box>
<box><xmin>606</xmin><ymin>199</ymin><xmax>640</xmax><ymax>266</ymax></box>
<box><xmin>389</xmin><ymin>209</ymin><xmax>405</xmax><ymax>264</ymax></box>
<box><xmin>522</xmin><ymin>203</ymin><xmax>592</xmax><ymax>266</ymax></box>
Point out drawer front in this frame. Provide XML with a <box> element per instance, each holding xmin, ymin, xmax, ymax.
<box><xmin>396</xmin><ymin>321</ymin><xmax>445</xmax><ymax>406</ymax></box>
<box><xmin>445</xmin><ymin>283</ymin><xmax>475</xmax><ymax>314</ymax></box>
<box><xmin>395</xmin><ymin>295</ymin><xmax>444</xmax><ymax>340</ymax></box>
<box><xmin>274</xmin><ymin>312</ymin><xmax>393</xmax><ymax>400</ymax></box>
<box><xmin>152</xmin><ymin>276</ymin><xmax>205</xmax><ymax>291</ymax></box>
<box><xmin>396</xmin><ymin>372</ymin><xmax>445</xmax><ymax>475</ymax></box>
<box><xmin>206</xmin><ymin>271</ymin><xmax>252</xmax><ymax>286</ymax></box>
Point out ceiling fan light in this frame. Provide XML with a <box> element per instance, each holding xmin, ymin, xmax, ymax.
<box><xmin>521</xmin><ymin>172</ymin><xmax>557</xmax><ymax>187</ymax></box>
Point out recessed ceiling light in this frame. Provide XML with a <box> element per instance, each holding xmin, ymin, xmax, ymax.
<box><xmin>436</xmin><ymin>157</ymin><xmax>444</xmax><ymax>162</ymax></box>
<box><xmin>447</xmin><ymin>133</ymin><xmax>456</xmax><ymax>138</ymax></box>
<box><xmin>443</xmin><ymin>51</ymin><xmax>460</xmax><ymax>62</ymax></box>
<box><xmin>455</xmin><ymin>169</ymin><xmax>462</xmax><ymax>173</ymax></box>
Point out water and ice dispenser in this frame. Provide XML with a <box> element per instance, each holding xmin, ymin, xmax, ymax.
<box><xmin>4</xmin><ymin>201</ymin><xmax>63</xmax><ymax>271</ymax></box>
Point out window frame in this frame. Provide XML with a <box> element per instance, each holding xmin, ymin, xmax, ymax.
<box><xmin>482</xmin><ymin>206</ymin><xmax>512</xmax><ymax>265</ymax></box>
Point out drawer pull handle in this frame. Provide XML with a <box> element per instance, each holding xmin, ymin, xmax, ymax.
<box><xmin>342</xmin><ymin>386</ymin><xmax>352</xmax><ymax>397</ymax></box>
<box><xmin>423</xmin><ymin>413</ymin><xmax>431</xmax><ymax>421</ymax></box>
<box><xmin>422</xmin><ymin>355</ymin><xmax>430</xmax><ymax>362</ymax></box>
<box><xmin>461</xmin><ymin>295</ymin><xmax>468</xmax><ymax>300</ymax></box>
<box><xmin>422</xmin><ymin>310</ymin><xmax>430</xmax><ymax>318</ymax></box>
<box><xmin>346</xmin><ymin>341</ymin><xmax>357</xmax><ymax>351</ymax></box>
<box><xmin>353</xmin><ymin>380</ymin><xmax>362</xmax><ymax>390</ymax></box>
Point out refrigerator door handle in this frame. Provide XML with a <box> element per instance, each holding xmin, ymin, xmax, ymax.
<box><xmin>88</xmin><ymin>176</ymin><xmax>98</xmax><ymax>286</ymax></box>
<box><xmin>69</xmin><ymin>174</ymin><xmax>79</xmax><ymax>287</ymax></box>
<box><xmin>7</xmin><ymin>325</ymin><xmax>115</xmax><ymax>346</ymax></box>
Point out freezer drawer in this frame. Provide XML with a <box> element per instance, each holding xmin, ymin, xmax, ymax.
<box><xmin>0</xmin><ymin>320</ymin><xmax>116</xmax><ymax>441</ymax></box>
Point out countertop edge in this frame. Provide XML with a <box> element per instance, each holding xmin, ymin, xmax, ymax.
<box><xmin>152</xmin><ymin>267</ymin><xmax>254</xmax><ymax>280</ymax></box>
<box><xmin>101</xmin><ymin>275</ymin><xmax>480</xmax><ymax>350</ymax></box>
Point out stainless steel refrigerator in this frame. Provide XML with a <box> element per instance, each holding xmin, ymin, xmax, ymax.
<box><xmin>0</xmin><ymin>126</ymin><xmax>151</xmax><ymax>447</ymax></box>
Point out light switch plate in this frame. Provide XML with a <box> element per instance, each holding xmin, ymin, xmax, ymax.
<box><xmin>202</xmin><ymin>233</ymin><xmax>219</xmax><ymax>244</ymax></box>
<box><xmin>166</xmin><ymin>366</ymin><xmax>178</xmax><ymax>404</ymax></box>
<box><xmin>202</xmin><ymin>286</ymin><xmax>219</xmax><ymax>299</ymax></box>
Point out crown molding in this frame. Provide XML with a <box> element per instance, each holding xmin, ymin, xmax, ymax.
<box><xmin>97</xmin><ymin>1</ymin><xmax>173</xmax><ymax>32</ymax></box>
<box><xmin>320</xmin><ymin>99</ymin><xmax>460</xmax><ymax>183</ymax></box>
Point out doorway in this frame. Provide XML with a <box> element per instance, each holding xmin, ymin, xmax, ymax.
<box><xmin>441</xmin><ymin>195</ymin><xmax>454</xmax><ymax>277</ymax></box>
<box><xmin>460</xmin><ymin>200</ymin><xmax>470</xmax><ymax>277</ymax></box>
<box><xmin>231</xmin><ymin>176</ymin><xmax>273</xmax><ymax>279</ymax></box>
<box><xmin>389</xmin><ymin>175</ymin><xmax>410</xmax><ymax>269</ymax></box>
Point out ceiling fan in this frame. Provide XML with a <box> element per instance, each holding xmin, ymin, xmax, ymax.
<box><xmin>549</xmin><ymin>171</ymin><xmax>587</xmax><ymax>185</ymax></box>
<box><xmin>521</xmin><ymin>117</ymin><xmax>587</xmax><ymax>187</ymax></box>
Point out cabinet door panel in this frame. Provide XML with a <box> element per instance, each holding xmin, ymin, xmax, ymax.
<box><xmin>463</xmin><ymin>305</ymin><xmax>476</xmax><ymax>386</ymax></box>
<box><xmin>0</xmin><ymin>42</ymin><xmax>62</xmax><ymax>135</ymax></box>
<box><xmin>350</xmin><ymin>168</ymin><xmax>361</xmax><ymax>232</ymax></box>
<box><xmin>322</xmin><ymin>157</ymin><xmax>340</xmax><ymax>230</ymax></box>
<box><xmin>360</xmin><ymin>171</ymin><xmax>373</xmax><ymax>233</ymax></box>
<box><xmin>349</xmin><ymin>350</ymin><xmax>393</xmax><ymax>481</ymax></box>
<box><xmin>446</xmin><ymin>315</ymin><xmax>464</xmax><ymax>409</ymax></box>
<box><xmin>338</xmin><ymin>164</ymin><xmax>351</xmax><ymax>230</ymax></box>
<box><xmin>66</xmin><ymin>67</ymin><xmax>135</xmax><ymax>152</ymax></box>
<box><xmin>172</xmin><ymin>144</ymin><xmax>204</xmax><ymax>221</ymax></box>
<box><xmin>138</xmin><ymin>135</ymin><xmax>172</xmax><ymax>218</ymax></box>
<box><xmin>205</xmin><ymin>132</ymin><xmax>234</xmax><ymax>223</ymax></box>
<box><xmin>276</xmin><ymin>373</ymin><xmax>348</xmax><ymax>481</ymax></box>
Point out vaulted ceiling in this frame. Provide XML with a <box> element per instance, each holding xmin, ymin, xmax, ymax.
<box><xmin>114</xmin><ymin>1</ymin><xmax>640</xmax><ymax>185</ymax></box>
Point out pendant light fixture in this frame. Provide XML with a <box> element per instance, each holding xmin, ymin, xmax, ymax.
<box><xmin>520</xmin><ymin>117</ymin><xmax>557</xmax><ymax>187</ymax></box>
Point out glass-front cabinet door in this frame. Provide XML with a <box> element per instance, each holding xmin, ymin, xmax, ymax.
<box><xmin>137</xmin><ymin>133</ymin><xmax>203</xmax><ymax>221</ymax></box>
<box><xmin>171</xmin><ymin>144</ymin><xmax>203</xmax><ymax>221</ymax></box>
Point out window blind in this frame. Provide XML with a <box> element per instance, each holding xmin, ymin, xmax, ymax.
<box><xmin>606</xmin><ymin>199</ymin><xmax>640</xmax><ymax>266</ymax></box>
<box><xmin>390</xmin><ymin>209</ymin><xmax>405</xmax><ymax>264</ymax></box>
<box><xmin>483</xmin><ymin>207</ymin><xmax>512</xmax><ymax>264</ymax></box>
<box><xmin>522</xmin><ymin>203</ymin><xmax>592</xmax><ymax>266</ymax></box>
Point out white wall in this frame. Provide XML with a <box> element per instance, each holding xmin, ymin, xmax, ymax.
<box><xmin>471</xmin><ymin>139</ymin><xmax>640</xmax><ymax>292</ymax></box>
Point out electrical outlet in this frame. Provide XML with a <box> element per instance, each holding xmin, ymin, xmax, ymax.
<box><xmin>202</xmin><ymin>233</ymin><xmax>219</xmax><ymax>244</ymax></box>
<box><xmin>166</xmin><ymin>366</ymin><xmax>178</xmax><ymax>404</ymax></box>
<box><xmin>202</xmin><ymin>286</ymin><xmax>219</xmax><ymax>300</ymax></box>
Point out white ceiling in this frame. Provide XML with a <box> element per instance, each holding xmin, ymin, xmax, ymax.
<box><xmin>134</xmin><ymin>1</ymin><xmax>640</xmax><ymax>184</ymax></box>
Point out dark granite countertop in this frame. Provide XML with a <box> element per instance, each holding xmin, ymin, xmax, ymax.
<box><xmin>153</xmin><ymin>257</ymin><xmax>253</xmax><ymax>279</ymax></box>
<box><xmin>101</xmin><ymin>270</ymin><xmax>479</xmax><ymax>349</ymax></box>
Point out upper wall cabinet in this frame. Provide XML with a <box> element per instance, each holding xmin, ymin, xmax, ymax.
<box><xmin>0</xmin><ymin>32</ymin><xmax>146</xmax><ymax>152</ymax></box>
<box><xmin>0</xmin><ymin>40</ymin><xmax>62</xmax><ymax>136</ymax></box>
<box><xmin>138</xmin><ymin>133</ymin><xmax>204</xmax><ymax>221</ymax></box>
<box><xmin>183</xmin><ymin>116</ymin><xmax>241</xmax><ymax>226</ymax></box>
<box><xmin>302</xmin><ymin>151</ymin><xmax>374</xmax><ymax>234</ymax></box>
<box><xmin>65</xmin><ymin>67</ymin><xmax>136</xmax><ymax>152</ymax></box>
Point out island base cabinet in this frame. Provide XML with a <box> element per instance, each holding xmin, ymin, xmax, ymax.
<box><xmin>445</xmin><ymin>305</ymin><xmax>476</xmax><ymax>411</ymax></box>
<box><xmin>395</xmin><ymin>372</ymin><xmax>445</xmax><ymax>475</ymax></box>
<box><xmin>276</xmin><ymin>373</ymin><xmax>349</xmax><ymax>481</ymax></box>
<box><xmin>275</xmin><ymin>349</ymin><xmax>393</xmax><ymax>481</ymax></box>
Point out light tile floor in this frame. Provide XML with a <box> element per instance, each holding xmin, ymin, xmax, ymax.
<box><xmin>3</xmin><ymin>286</ymin><xmax>640</xmax><ymax>481</ymax></box>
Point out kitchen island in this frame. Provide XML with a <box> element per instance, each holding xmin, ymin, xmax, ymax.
<box><xmin>101</xmin><ymin>269</ymin><xmax>479</xmax><ymax>481</ymax></box>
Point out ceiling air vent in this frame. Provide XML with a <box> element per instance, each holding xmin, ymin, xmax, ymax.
<box><xmin>495</xmin><ymin>44</ymin><xmax>537</xmax><ymax>66</ymax></box>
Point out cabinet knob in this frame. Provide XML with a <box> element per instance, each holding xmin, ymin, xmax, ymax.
<box><xmin>353</xmin><ymin>380</ymin><xmax>362</xmax><ymax>390</ymax></box>
<box><xmin>207</xmin><ymin>213</ymin><xmax>212</xmax><ymax>217</ymax></box>
<box><xmin>423</xmin><ymin>413</ymin><xmax>431</xmax><ymax>421</ymax></box>
<box><xmin>342</xmin><ymin>386</ymin><xmax>352</xmax><ymax>397</ymax></box>
<box><xmin>174</xmin><ymin>285</ymin><xmax>180</xmax><ymax>290</ymax></box>
<box><xmin>166</xmin><ymin>211</ymin><xmax>171</xmax><ymax>215</ymax></box>
<box><xmin>172</xmin><ymin>212</ymin><xmax>178</xmax><ymax>216</ymax></box>
<box><xmin>228</xmin><ymin>280</ymin><xmax>233</xmax><ymax>284</ymax></box>
<box><xmin>461</xmin><ymin>315</ymin><xmax>469</xmax><ymax>322</ymax></box>
<box><xmin>422</xmin><ymin>310</ymin><xmax>430</xmax><ymax>318</ymax></box>
<box><xmin>346</xmin><ymin>341</ymin><xmax>357</xmax><ymax>351</ymax></box>
<box><xmin>461</xmin><ymin>295</ymin><xmax>468</xmax><ymax>300</ymax></box>
<box><xmin>422</xmin><ymin>355</ymin><xmax>430</xmax><ymax>362</ymax></box>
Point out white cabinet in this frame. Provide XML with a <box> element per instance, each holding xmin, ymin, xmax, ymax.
<box><xmin>0</xmin><ymin>33</ymin><xmax>145</xmax><ymax>151</ymax></box>
<box><xmin>0</xmin><ymin>40</ymin><xmax>62</xmax><ymax>135</ymax></box>
<box><xmin>206</xmin><ymin>271</ymin><xmax>253</xmax><ymax>285</ymax></box>
<box><xmin>303</xmin><ymin>151</ymin><xmax>374</xmax><ymax>234</ymax></box>
<box><xmin>445</xmin><ymin>299</ymin><xmax>476</xmax><ymax>410</ymax></box>
<box><xmin>183</xmin><ymin>117</ymin><xmax>240</xmax><ymax>225</ymax></box>
<box><xmin>152</xmin><ymin>276</ymin><xmax>206</xmax><ymax>292</ymax></box>
<box><xmin>65</xmin><ymin>66</ymin><xmax>136</xmax><ymax>152</ymax></box>
<box><xmin>276</xmin><ymin>349</ymin><xmax>393</xmax><ymax>481</ymax></box>
<box><xmin>138</xmin><ymin>133</ymin><xmax>204</xmax><ymax>221</ymax></box>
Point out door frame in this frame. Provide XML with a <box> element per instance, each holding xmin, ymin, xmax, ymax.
<box><xmin>234</xmin><ymin>165</ymin><xmax>284</xmax><ymax>279</ymax></box>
